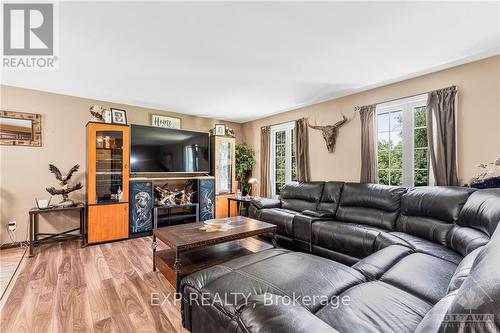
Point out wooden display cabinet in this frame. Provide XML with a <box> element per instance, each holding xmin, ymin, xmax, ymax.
<box><xmin>86</xmin><ymin>122</ymin><xmax>130</xmax><ymax>243</ymax></box>
<box><xmin>210</xmin><ymin>136</ymin><xmax>238</xmax><ymax>218</ymax></box>
<box><xmin>215</xmin><ymin>194</ymin><xmax>238</xmax><ymax>218</ymax></box>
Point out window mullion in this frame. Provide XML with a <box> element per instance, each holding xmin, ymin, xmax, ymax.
<box><xmin>402</xmin><ymin>104</ymin><xmax>413</xmax><ymax>186</ymax></box>
<box><xmin>285</xmin><ymin>128</ymin><xmax>292</xmax><ymax>183</ymax></box>
<box><xmin>270</xmin><ymin>130</ymin><xmax>277</xmax><ymax>197</ymax></box>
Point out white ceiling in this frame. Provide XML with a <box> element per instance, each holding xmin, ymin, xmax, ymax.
<box><xmin>2</xmin><ymin>1</ymin><xmax>499</xmax><ymax>123</ymax></box>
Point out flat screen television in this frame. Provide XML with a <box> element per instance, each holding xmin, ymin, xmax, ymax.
<box><xmin>130</xmin><ymin>125</ymin><xmax>209</xmax><ymax>173</ymax></box>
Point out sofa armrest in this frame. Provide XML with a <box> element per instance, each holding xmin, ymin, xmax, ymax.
<box><xmin>238</xmin><ymin>294</ymin><xmax>339</xmax><ymax>333</ymax></box>
<box><xmin>293</xmin><ymin>213</ymin><xmax>331</xmax><ymax>249</ymax></box>
<box><xmin>252</xmin><ymin>197</ymin><xmax>282</xmax><ymax>210</ymax></box>
<box><xmin>302</xmin><ymin>210</ymin><xmax>335</xmax><ymax>218</ymax></box>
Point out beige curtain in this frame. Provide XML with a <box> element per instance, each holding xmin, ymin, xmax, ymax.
<box><xmin>260</xmin><ymin>126</ymin><xmax>271</xmax><ymax>197</ymax></box>
<box><xmin>359</xmin><ymin>105</ymin><xmax>377</xmax><ymax>183</ymax></box>
<box><xmin>295</xmin><ymin>118</ymin><xmax>310</xmax><ymax>181</ymax></box>
<box><xmin>427</xmin><ymin>86</ymin><xmax>459</xmax><ymax>186</ymax></box>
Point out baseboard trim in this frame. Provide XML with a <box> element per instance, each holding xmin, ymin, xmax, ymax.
<box><xmin>0</xmin><ymin>241</ymin><xmax>29</xmax><ymax>250</ymax></box>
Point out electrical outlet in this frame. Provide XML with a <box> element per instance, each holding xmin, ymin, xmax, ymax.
<box><xmin>7</xmin><ymin>221</ymin><xmax>16</xmax><ymax>231</ymax></box>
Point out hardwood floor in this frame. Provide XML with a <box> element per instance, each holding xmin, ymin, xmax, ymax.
<box><xmin>0</xmin><ymin>236</ymin><xmax>269</xmax><ymax>333</ymax></box>
<box><xmin>0</xmin><ymin>237</ymin><xmax>185</xmax><ymax>333</ymax></box>
<box><xmin>0</xmin><ymin>247</ymin><xmax>26</xmax><ymax>301</ymax></box>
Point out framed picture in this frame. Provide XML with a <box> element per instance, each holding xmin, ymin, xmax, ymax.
<box><xmin>215</xmin><ymin>124</ymin><xmax>226</xmax><ymax>136</ymax></box>
<box><xmin>151</xmin><ymin>114</ymin><xmax>181</xmax><ymax>129</ymax></box>
<box><xmin>111</xmin><ymin>108</ymin><xmax>127</xmax><ymax>125</ymax></box>
<box><xmin>102</xmin><ymin>110</ymin><xmax>112</xmax><ymax>123</ymax></box>
<box><xmin>0</xmin><ymin>111</ymin><xmax>42</xmax><ymax>146</ymax></box>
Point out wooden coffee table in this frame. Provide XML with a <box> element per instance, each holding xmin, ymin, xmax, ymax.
<box><xmin>152</xmin><ymin>216</ymin><xmax>277</xmax><ymax>291</ymax></box>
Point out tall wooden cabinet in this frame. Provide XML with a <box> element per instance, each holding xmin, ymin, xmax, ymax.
<box><xmin>86</xmin><ymin>122</ymin><xmax>130</xmax><ymax>243</ymax></box>
<box><xmin>210</xmin><ymin>136</ymin><xmax>238</xmax><ymax>218</ymax></box>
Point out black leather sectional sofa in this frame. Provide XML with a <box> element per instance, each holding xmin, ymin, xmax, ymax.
<box><xmin>180</xmin><ymin>182</ymin><xmax>500</xmax><ymax>333</ymax></box>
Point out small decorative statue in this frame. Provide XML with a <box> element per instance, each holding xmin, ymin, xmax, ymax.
<box><xmin>308</xmin><ymin>113</ymin><xmax>351</xmax><ymax>153</ymax></box>
<box><xmin>46</xmin><ymin>164</ymin><xmax>83</xmax><ymax>206</ymax></box>
<box><xmin>155</xmin><ymin>185</ymin><xmax>177</xmax><ymax>205</ymax></box>
<box><xmin>208</xmin><ymin>127</ymin><xmax>236</xmax><ymax>138</ymax></box>
<box><xmin>470</xmin><ymin>157</ymin><xmax>500</xmax><ymax>188</ymax></box>
<box><xmin>89</xmin><ymin>105</ymin><xmax>105</xmax><ymax>122</ymax></box>
<box><xmin>225</xmin><ymin>128</ymin><xmax>236</xmax><ymax>138</ymax></box>
<box><xmin>175</xmin><ymin>181</ymin><xmax>193</xmax><ymax>205</ymax></box>
<box><xmin>155</xmin><ymin>182</ymin><xmax>196</xmax><ymax>206</ymax></box>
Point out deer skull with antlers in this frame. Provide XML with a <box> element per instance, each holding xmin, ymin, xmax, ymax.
<box><xmin>308</xmin><ymin>113</ymin><xmax>351</xmax><ymax>153</ymax></box>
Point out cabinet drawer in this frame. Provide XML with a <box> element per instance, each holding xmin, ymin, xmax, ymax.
<box><xmin>88</xmin><ymin>203</ymin><xmax>129</xmax><ymax>243</ymax></box>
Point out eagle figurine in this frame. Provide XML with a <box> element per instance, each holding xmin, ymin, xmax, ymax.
<box><xmin>46</xmin><ymin>164</ymin><xmax>83</xmax><ymax>206</ymax></box>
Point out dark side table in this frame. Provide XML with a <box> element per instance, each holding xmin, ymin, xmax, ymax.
<box><xmin>28</xmin><ymin>203</ymin><xmax>86</xmax><ymax>257</ymax></box>
<box><xmin>227</xmin><ymin>197</ymin><xmax>253</xmax><ymax>217</ymax></box>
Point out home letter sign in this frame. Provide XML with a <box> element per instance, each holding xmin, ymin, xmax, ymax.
<box><xmin>151</xmin><ymin>115</ymin><xmax>181</xmax><ymax>129</ymax></box>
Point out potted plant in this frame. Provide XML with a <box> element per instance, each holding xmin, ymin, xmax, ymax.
<box><xmin>235</xmin><ymin>143</ymin><xmax>256</xmax><ymax>196</ymax></box>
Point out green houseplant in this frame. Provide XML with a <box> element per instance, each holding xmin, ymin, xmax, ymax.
<box><xmin>235</xmin><ymin>143</ymin><xmax>256</xmax><ymax>195</ymax></box>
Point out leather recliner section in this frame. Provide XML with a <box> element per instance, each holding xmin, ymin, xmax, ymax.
<box><xmin>183</xmin><ymin>183</ymin><xmax>500</xmax><ymax>333</ymax></box>
<box><xmin>335</xmin><ymin>183</ymin><xmax>407</xmax><ymax>230</ymax></box>
<box><xmin>448</xmin><ymin>188</ymin><xmax>500</xmax><ymax>256</ymax></box>
<box><xmin>280</xmin><ymin>181</ymin><xmax>325</xmax><ymax>212</ymax></box>
<box><xmin>395</xmin><ymin>186</ymin><xmax>475</xmax><ymax>245</ymax></box>
<box><xmin>312</xmin><ymin>221</ymin><xmax>386</xmax><ymax>263</ymax></box>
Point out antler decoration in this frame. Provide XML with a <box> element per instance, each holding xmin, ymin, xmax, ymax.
<box><xmin>308</xmin><ymin>113</ymin><xmax>351</xmax><ymax>153</ymax></box>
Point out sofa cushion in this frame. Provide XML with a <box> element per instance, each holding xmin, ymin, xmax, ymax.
<box><xmin>239</xmin><ymin>294</ymin><xmax>340</xmax><ymax>333</ymax></box>
<box><xmin>316</xmin><ymin>281</ymin><xmax>432</xmax><ymax>333</ymax></box>
<box><xmin>251</xmin><ymin>197</ymin><xmax>282</xmax><ymax>210</ymax></box>
<box><xmin>447</xmin><ymin>246</ymin><xmax>484</xmax><ymax>293</ymax></box>
<box><xmin>311</xmin><ymin>245</ymin><xmax>361</xmax><ymax>266</ymax></box>
<box><xmin>302</xmin><ymin>210</ymin><xmax>335</xmax><ymax>218</ymax></box>
<box><xmin>259</xmin><ymin>208</ymin><xmax>298</xmax><ymax>237</ymax></box>
<box><xmin>312</xmin><ymin>221</ymin><xmax>386</xmax><ymax>260</ymax></box>
<box><xmin>280</xmin><ymin>181</ymin><xmax>325</xmax><ymax>212</ymax></box>
<box><xmin>396</xmin><ymin>186</ymin><xmax>475</xmax><ymax>246</ymax></box>
<box><xmin>385</xmin><ymin>232</ymin><xmax>463</xmax><ymax>264</ymax></box>
<box><xmin>316</xmin><ymin>181</ymin><xmax>344</xmax><ymax>215</ymax></box>
<box><xmin>447</xmin><ymin>225</ymin><xmax>489</xmax><ymax>256</ymax></box>
<box><xmin>335</xmin><ymin>183</ymin><xmax>406</xmax><ymax>230</ymax></box>
<box><xmin>182</xmin><ymin>250</ymin><xmax>366</xmax><ymax>316</ymax></box>
<box><xmin>380</xmin><ymin>253</ymin><xmax>457</xmax><ymax>303</ymax></box>
<box><xmin>416</xmin><ymin>226</ymin><xmax>500</xmax><ymax>332</ymax></box>
<box><xmin>456</xmin><ymin>188</ymin><xmax>500</xmax><ymax>237</ymax></box>
<box><xmin>353</xmin><ymin>245</ymin><xmax>413</xmax><ymax>280</ymax></box>
<box><xmin>446</xmin><ymin>225</ymin><xmax>500</xmax><ymax>323</ymax></box>
<box><xmin>413</xmin><ymin>292</ymin><xmax>457</xmax><ymax>333</ymax></box>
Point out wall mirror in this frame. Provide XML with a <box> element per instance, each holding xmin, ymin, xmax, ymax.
<box><xmin>0</xmin><ymin>111</ymin><xmax>42</xmax><ymax>146</ymax></box>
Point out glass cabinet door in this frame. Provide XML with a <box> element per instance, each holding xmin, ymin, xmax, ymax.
<box><xmin>217</xmin><ymin>140</ymin><xmax>232</xmax><ymax>194</ymax></box>
<box><xmin>95</xmin><ymin>131</ymin><xmax>124</xmax><ymax>203</ymax></box>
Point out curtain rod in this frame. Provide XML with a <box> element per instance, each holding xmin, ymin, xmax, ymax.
<box><xmin>355</xmin><ymin>85</ymin><xmax>457</xmax><ymax>111</ymax></box>
<box><xmin>260</xmin><ymin>85</ymin><xmax>457</xmax><ymax>129</ymax></box>
<box><xmin>260</xmin><ymin>118</ymin><xmax>300</xmax><ymax>130</ymax></box>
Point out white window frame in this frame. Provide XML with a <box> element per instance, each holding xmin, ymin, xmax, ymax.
<box><xmin>270</xmin><ymin>121</ymin><xmax>295</xmax><ymax>198</ymax></box>
<box><xmin>376</xmin><ymin>94</ymin><xmax>434</xmax><ymax>187</ymax></box>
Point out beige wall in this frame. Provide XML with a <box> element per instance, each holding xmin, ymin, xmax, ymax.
<box><xmin>242</xmin><ymin>56</ymin><xmax>500</xmax><ymax>191</ymax></box>
<box><xmin>0</xmin><ymin>85</ymin><xmax>242</xmax><ymax>245</ymax></box>
<box><xmin>1</xmin><ymin>56</ymin><xmax>499</xmax><ymax>245</ymax></box>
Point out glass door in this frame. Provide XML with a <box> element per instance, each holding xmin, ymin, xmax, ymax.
<box><xmin>95</xmin><ymin>131</ymin><xmax>124</xmax><ymax>203</ymax></box>
<box><xmin>217</xmin><ymin>140</ymin><xmax>232</xmax><ymax>194</ymax></box>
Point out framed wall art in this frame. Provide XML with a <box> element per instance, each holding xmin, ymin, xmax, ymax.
<box><xmin>0</xmin><ymin>111</ymin><xmax>42</xmax><ymax>146</ymax></box>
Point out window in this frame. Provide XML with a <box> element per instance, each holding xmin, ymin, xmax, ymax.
<box><xmin>184</xmin><ymin>145</ymin><xmax>196</xmax><ymax>172</ymax></box>
<box><xmin>270</xmin><ymin>122</ymin><xmax>297</xmax><ymax>197</ymax></box>
<box><xmin>376</xmin><ymin>95</ymin><xmax>432</xmax><ymax>187</ymax></box>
